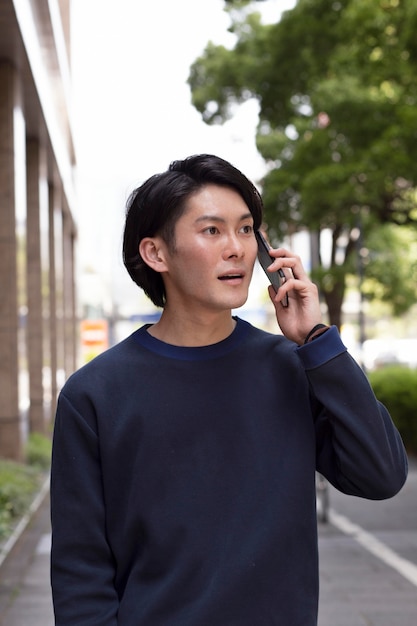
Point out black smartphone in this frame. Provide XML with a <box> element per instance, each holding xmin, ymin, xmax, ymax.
<box><xmin>255</xmin><ymin>230</ymin><xmax>289</xmax><ymax>307</ymax></box>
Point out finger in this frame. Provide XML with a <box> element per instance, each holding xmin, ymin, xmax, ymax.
<box><xmin>267</xmin><ymin>253</ymin><xmax>308</xmax><ymax>282</ymax></box>
<box><xmin>268</xmin><ymin>283</ymin><xmax>290</xmax><ymax>309</ymax></box>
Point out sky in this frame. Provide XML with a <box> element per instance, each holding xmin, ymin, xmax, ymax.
<box><xmin>71</xmin><ymin>0</ymin><xmax>297</xmax><ymax>316</ymax></box>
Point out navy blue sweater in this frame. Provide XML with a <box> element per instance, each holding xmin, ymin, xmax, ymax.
<box><xmin>50</xmin><ymin>319</ymin><xmax>407</xmax><ymax>625</ymax></box>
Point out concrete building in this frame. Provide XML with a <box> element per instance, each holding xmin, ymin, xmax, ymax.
<box><xmin>0</xmin><ymin>0</ymin><xmax>77</xmax><ymax>460</ymax></box>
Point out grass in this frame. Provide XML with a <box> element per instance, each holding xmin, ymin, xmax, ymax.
<box><xmin>0</xmin><ymin>433</ymin><xmax>51</xmax><ymax>542</ymax></box>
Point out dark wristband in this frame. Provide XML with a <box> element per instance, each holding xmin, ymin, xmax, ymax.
<box><xmin>304</xmin><ymin>324</ymin><xmax>329</xmax><ymax>344</ymax></box>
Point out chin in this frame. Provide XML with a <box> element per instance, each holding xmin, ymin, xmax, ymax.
<box><xmin>228</xmin><ymin>294</ymin><xmax>249</xmax><ymax>310</ymax></box>
<box><xmin>212</xmin><ymin>285</ymin><xmax>250</xmax><ymax>311</ymax></box>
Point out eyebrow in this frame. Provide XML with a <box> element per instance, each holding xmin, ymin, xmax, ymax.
<box><xmin>195</xmin><ymin>212</ymin><xmax>253</xmax><ymax>224</ymax></box>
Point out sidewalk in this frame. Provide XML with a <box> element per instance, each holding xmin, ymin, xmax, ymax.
<box><xmin>318</xmin><ymin>520</ymin><xmax>417</xmax><ymax>626</ymax></box>
<box><xmin>0</xmin><ymin>491</ymin><xmax>53</xmax><ymax>626</ymax></box>
<box><xmin>0</xmin><ymin>472</ymin><xmax>416</xmax><ymax>625</ymax></box>
<box><xmin>318</xmin><ymin>461</ymin><xmax>417</xmax><ymax>626</ymax></box>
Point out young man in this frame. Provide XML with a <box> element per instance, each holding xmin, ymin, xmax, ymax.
<box><xmin>50</xmin><ymin>154</ymin><xmax>408</xmax><ymax>625</ymax></box>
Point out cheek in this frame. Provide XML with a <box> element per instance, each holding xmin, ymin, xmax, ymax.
<box><xmin>176</xmin><ymin>241</ymin><xmax>213</xmax><ymax>266</ymax></box>
<box><xmin>247</xmin><ymin>240</ymin><xmax>258</xmax><ymax>265</ymax></box>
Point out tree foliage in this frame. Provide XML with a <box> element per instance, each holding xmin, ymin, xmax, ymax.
<box><xmin>361</xmin><ymin>223</ymin><xmax>417</xmax><ymax>316</ymax></box>
<box><xmin>188</xmin><ymin>0</ymin><xmax>417</xmax><ymax>328</ymax></box>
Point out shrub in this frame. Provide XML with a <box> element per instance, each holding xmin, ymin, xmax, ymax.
<box><xmin>0</xmin><ymin>433</ymin><xmax>51</xmax><ymax>542</ymax></box>
<box><xmin>0</xmin><ymin>459</ymin><xmax>42</xmax><ymax>541</ymax></box>
<box><xmin>368</xmin><ymin>365</ymin><xmax>417</xmax><ymax>453</ymax></box>
<box><xmin>26</xmin><ymin>432</ymin><xmax>52</xmax><ymax>469</ymax></box>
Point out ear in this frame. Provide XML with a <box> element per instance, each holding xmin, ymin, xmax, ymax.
<box><xmin>139</xmin><ymin>237</ymin><xmax>169</xmax><ymax>273</ymax></box>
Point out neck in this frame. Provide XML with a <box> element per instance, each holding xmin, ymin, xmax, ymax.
<box><xmin>147</xmin><ymin>308</ymin><xmax>236</xmax><ymax>347</ymax></box>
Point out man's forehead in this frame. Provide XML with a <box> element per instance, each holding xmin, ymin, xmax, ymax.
<box><xmin>195</xmin><ymin>209</ymin><xmax>253</xmax><ymax>222</ymax></box>
<box><xmin>184</xmin><ymin>184</ymin><xmax>252</xmax><ymax>219</ymax></box>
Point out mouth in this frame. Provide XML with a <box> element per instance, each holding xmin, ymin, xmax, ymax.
<box><xmin>218</xmin><ymin>272</ymin><xmax>245</xmax><ymax>282</ymax></box>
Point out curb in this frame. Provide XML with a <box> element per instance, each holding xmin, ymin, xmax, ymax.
<box><xmin>0</xmin><ymin>475</ymin><xmax>50</xmax><ymax>569</ymax></box>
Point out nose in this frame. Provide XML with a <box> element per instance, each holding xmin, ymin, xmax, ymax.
<box><xmin>223</xmin><ymin>233</ymin><xmax>245</xmax><ymax>259</ymax></box>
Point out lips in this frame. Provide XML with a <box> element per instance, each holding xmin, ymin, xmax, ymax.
<box><xmin>218</xmin><ymin>272</ymin><xmax>245</xmax><ymax>281</ymax></box>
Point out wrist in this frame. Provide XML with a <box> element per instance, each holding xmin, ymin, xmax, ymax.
<box><xmin>303</xmin><ymin>323</ymin><xmax>330</xmax><ymax>344</ymax></box>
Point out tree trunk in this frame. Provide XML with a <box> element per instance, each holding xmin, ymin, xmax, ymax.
<box><xmin>322</xmin><ymin>281</ymin><xmax>345</xmax><ymax>330</ymax></box>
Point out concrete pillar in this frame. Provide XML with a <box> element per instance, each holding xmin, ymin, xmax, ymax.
<box><xmin>26</xmin><ymin>138</ymin><xmax>45</xmax><ymax>434</ymax></box>
<box><xmin>41</xmin><ymin>182</ymin><xmax>52</xmax><ymax>425</ymax></box>
<box><xmin>58</xmin><ymin>0</ymin><xmax>72</xmax><ymax>64</ymax></box>
<box><xmin>53</xmin><ymin>204</ymin><xmax>65</xmax><ymax>387</ymax></box>
<box><xmin>48</xmin><ymin>182</ymin><xmax>58</xmax><ymax>415</ymax></box>
<box><xmin>0</xmin><ymin>62</ymin><xmax>25</xmax><ymax>460</ymax></box>
<box><xmin>62</xmin><ymin>209</ymin><xmax>77</xmax><ymax>376</ymax></box>
<box><xmin>69</xmin><ymin>228</ymin><xmax>77</xmax><ymax>372</ymax></box>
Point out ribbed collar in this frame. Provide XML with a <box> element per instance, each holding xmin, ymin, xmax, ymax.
<box><xmin>133</xmin><ymin>316</ymin><xmax>251</xmax><ymax>361</ymax></box>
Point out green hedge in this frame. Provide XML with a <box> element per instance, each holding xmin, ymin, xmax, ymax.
<box><xmin>0</xmin><ymin>433</ymin><xmax>51</xmax><ymax>542</ymax></box>
<box><xmin>368</xmin><ymin>365</ymin><xmax>417</xmax><ymax>453</ymax></box>
<box><xmin>26</xmin><ymin>432</ymin><xmax>52</xmax><ymax>469</ymax></box>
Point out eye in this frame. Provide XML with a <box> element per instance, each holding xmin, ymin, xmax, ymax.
<box><xmin>204</xmin><ymin>226</ymin><xmax>220</xmax><ymax>235</ymax></box>
<box><xmin>240</xmin><ymin>224</ymin><xmax>254</xmax><ymax>235</ymax></box>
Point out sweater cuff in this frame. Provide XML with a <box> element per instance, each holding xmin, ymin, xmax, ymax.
<box><xmin>295</xmin><ymin>325</ymin><xmax>347</xmax><ymax>370</ymax></box>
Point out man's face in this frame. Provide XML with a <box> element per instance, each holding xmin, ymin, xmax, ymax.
<box><xmin>160</xmin><ymin>184</ymin><xmax>258</xmax><ymax>314</ymax></box>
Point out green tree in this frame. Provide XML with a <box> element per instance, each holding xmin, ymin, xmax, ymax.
<box><xmin>361</xmin><ymin>223</ymin><xmax>417</xmax><ymax>316</ymax></box>
<box><xmin>188</xmin><ymin>0</ymin><xmax>417</xmax><ymax>328</ymax></box>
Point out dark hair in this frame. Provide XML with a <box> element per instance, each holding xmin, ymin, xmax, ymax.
<box><xmin>123</xmin><ymin>154</ymin><xmax>263</xmax><ymax>307</ymax></box>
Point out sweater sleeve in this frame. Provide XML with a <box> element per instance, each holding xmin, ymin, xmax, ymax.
<box><xmin>50</xmin><ymin>390</ymin><xmax>119</xmax><ymax>625</ymax></box>
<box><xmin>296</xmin><ymin>326</ymin><xmax>408</xmax><ymax>499</ymax></box>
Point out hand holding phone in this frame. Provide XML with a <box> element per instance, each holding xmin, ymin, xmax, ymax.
<box><xmin>255</xmin><ymin>230</ymin><xmax>289</xmax><ymax>308</ymax></box>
